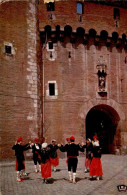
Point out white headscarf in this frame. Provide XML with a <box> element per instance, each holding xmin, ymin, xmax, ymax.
<box><xmin>42</xmin><ymin>143</ymin><xmax>48</xmax><ymax>149</ymax></box>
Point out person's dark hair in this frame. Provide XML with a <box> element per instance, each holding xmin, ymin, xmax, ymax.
<box><xmin>70</xmin><ymin>139</ymin><xmax>75</xmax><ymax>142</ymax></box>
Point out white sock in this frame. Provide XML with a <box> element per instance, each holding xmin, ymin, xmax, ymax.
<box><xmin>22</xmin><ymin>170</ymin><xmax>27</xmax><ymax>175</ymax></box>
<box><xmin>16</xmin><ymin>171</ymin><xmax>21</xmax><ymax>181</ymax></box>
<box><xmin>54</xmin><ymin>167</ymin><xmax>56</xmax><ymax>171</ymax></box>
<box><xmin>39</xmin><ymin>165</ymin><xmax>41</xmax><ymax>172</ymax></box>
<box><xmin>17</xmin><ymin>171</ymin><xmax>20</xmax><ymax>179</ymax></box>
<box><xmin>68</xmin><ymin>171</ymin><xmax>72</xmax><ymax>181</ymax></box>
<box><xmin>34</xmin><ymin>165</ymin><xmax>37</xmax><ymax>172</ymax></box>
<box><xmin>73</xmin><ymin>173</ymin><xmax>76</xmax><ymax>183</ymax></box>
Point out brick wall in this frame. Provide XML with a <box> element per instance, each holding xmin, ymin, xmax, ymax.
<box><xmin>0</xmin><ymin>1</ymin><xmax>42</xmax><ymax>159</ymax></box>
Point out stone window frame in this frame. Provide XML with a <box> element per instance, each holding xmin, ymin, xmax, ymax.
<box><xmin>47</xmin><ymin>41</ymin><xmax>54</xmax><ymax>51</ymax></box>
<box><xmin>46</xmin><ymin>81</ymin><xmax>58</xmax><ymax>99</ymax></box>
<box><xmin>5</xmin><ymin>45</ymin><xmax>12</xmax><ymax>54</ymax></box>
<box><xmin>4</xmin><ymin>42</ymin><xmax>12</xmax><ymax>55</ymax></box>
<box><xmin>4</xmin><ymin>42</ymin><xmax>15</xmax><ymax>56</ymax></box>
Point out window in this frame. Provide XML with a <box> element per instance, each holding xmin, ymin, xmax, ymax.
<box><xmin>47</xmin><ymin>2</ymin><xmax>55</xmax><ymax>11</ymax></box>
<box><xmin>46</xmin><ymin>81</ymin><xmax>58</xmax><ymax>98</ymax></box>
<box><xmin>77</xmin><ymin>2</ymin><xmax>83</xmax><ymax>14</ymax></box>
<box><xmin>48</xmin><ymin>42</ymin><xmax>53</xmax><ymax>50</ymax></box>
<box><xmin>5</xmin><ymin>45</ymin><xmax>12</xmax><ymax>54</ymax></box>
<box><xmin>49</xmin><ymin>83</ymin><xmax>55</xmax><ymax>96</ymax></box>
<box><xmin>47</xmin><ymin>42</ymin><xmax>54</xmax><ymax>51</ymax></box>
<box><xmin>114</xmin><ymin>8</ymin><xmax>120</xmax><ymax>19</ymax></box>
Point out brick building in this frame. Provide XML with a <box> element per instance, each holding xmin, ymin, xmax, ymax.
<box><xmin>0</xmin><ymin>0</ymin><xmax>127</xmax><ymax>159</ymax></box>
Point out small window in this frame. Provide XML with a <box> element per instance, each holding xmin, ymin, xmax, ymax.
<box><xmin>5</xmin><ymin>45</ymin><xmax>12</xmax><ymax>54</ymax></box>
<box><xmin>114</xmin><ymin>8</ymin><xmax>120</xmax><ymax>19</ymax></box>
<box><xmin>48</xmin><ymin>42</ymin><xmax>53</xmax><ymax>50</ymax></box>
<box><xmin>77</xmin><ymin>2</ymin><xmax>83</xmax><ymax>14</ymax></box>
<box><xmin>47</xmin><ymin>2</ymin><xmax>55</xmax><ymax>11</ymax></box>
<box><xmin>49</xmin><ymin>83</ymin><xmax>55</xmax><ymax>96</ymax></box>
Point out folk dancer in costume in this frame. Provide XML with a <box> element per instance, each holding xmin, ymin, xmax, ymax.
<box><xmin>32</xmin><ymin>138</ymin><xmax>41</xmax><ymax>173</ymax></box>
<box><xmin>12</xmin><ymin>137</ymin><xmax>31</xmax><ymax>182</ymax></box>
<box><xmin>37</xmin><ymin>143</ymin><xmax>52</xmax><ymax>184</ymax></box>
<box><xmin>48</xmin><ymin>139</ymin><xmax>59</xmax><ymax>172</ymax></box>
<box><xmin>89</xmin><ymin>136</ymin><xmax>103</xmax><ymax>180</ymax></box>
<box><xmin>59</xmin><ymin>136</ymin><xmax>84</xmax><ymax>184</ymax></box>
<box><xmin>83</xmin><ymin>138</ymin><xmax>93</xmax><ymax>173</ymax></box>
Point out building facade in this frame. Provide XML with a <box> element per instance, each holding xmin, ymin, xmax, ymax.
<box><xmin>0</xmin><ymin>0</ymin><xmax>127</xmax><ymax>158</ymax></box>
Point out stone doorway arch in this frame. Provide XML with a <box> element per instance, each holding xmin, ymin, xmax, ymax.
<box><xmin>85</xmin><ymin>104</ymin><xmax>120</xmax><ymax>153</ymax></box>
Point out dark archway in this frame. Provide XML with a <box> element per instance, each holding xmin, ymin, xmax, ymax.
<box><xmin>85</xmin><ymin>104</ymin><xmax>120</xmax><ymax>154</ymax></box>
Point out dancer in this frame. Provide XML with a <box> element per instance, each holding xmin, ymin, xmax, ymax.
<box><xmin>12</xmin><ymin>137</ymin><xmax>30</xmax><ymax>182</ymax></box>
<box><xmin>59</xmin><ymin>136</ymin><xmax>84</xmax><ymax>184</ymax></box>
<box><xmin>32</xmin><ymin>138</ymin><xmax>41</xmax><ymax>173</ymax></box>
<box><xmin>37</xmin><ymin>143</ymin><xmax>52</xmax><ymax>184</ymax></box>
<box><xmin>89</xmin><ymin>136</ymin><xmax>103</xmax><ymax>180</ymax></box>
<box><xmin>83</xmin><ymin>138</ymin><xmax>93</xmax><ymax>173</ymax></box>
<box><xmin>48</xmin><ymin>139</ymin><xmax>59</xmax><ymax>172</ymax></box>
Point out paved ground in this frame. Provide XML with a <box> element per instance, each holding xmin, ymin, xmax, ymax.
<box><xmin>0</xmin><ymin>154</ymin><xmax>127</xmax><ymax>195</ymax></box>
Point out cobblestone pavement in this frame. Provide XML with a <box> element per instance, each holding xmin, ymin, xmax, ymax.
<box><xmin>0</xmin><ymin>155</ymin><xmax>127</xmax><ymax>195</ymax></box>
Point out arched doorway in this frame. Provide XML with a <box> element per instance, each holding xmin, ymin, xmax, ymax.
<box><xmin>86</xmin><ymin>104</ymin><xmax>120</xmax><ymax>154</ymax></box>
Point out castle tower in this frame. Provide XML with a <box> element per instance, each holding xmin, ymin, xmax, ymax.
<box><xmin>0</xmin><ymin>0</ymin><xmax>43</xmax><ymax>158</ymax></box>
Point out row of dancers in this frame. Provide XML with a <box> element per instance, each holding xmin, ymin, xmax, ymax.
<box><xmin>12</xmin><ymin>135</ymin><xmax>103</xmax><ymax>183</ymax></box>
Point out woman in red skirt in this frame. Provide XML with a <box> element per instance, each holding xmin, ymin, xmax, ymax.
<box><xmin>89</xmin><ymin>136</ymin><xmax>103</xmax><ymax>180</ymax></box>
<box><xmin>37</xmin><ymin>143</ymin><xmax>52</xmax><ymax>183</ymax></box>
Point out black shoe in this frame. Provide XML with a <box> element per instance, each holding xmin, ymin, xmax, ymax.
<box><xmin>89</xmin><ymin>177</ymin><xmax>95</xmax><ymax>181</ymax></box>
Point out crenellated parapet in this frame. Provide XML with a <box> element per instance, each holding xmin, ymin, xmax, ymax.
<box><xmin>40</xmin><ymin>25</ymin><xmax>127</xmax><ymax>51</ymax></box>
<box><xmin>39</xmin><ymin>0</ymin><xmax>127</xmax><ymax>49</ymax></box>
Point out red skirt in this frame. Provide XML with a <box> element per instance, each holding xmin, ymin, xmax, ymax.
<box><xmin>41</xmin><ymin>160</ymin><xmax>51</xmax><ymax>178</ymax></box>
<box><xmin>90</xmin><ymin>157</ymin><xmax>103</xmax><ymax>176</ymax></box>
<box><xmin>50</xmin><ymin>153</ymin><xmax>59</xmax><ymax>166</ymax></box>
<box><xmin>85</xmin><ymin>158</ymin><xmax>91</xmax><ymax>169</ymax></box>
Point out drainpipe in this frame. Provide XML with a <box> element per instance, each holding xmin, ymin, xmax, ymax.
<box><xmin>42</xmin><ymin>33</ymin><xmax>47</xmax><ymax>141</ymax></box>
